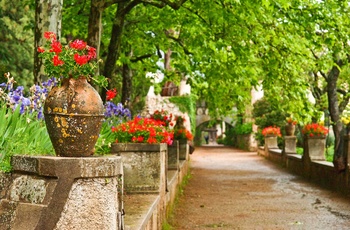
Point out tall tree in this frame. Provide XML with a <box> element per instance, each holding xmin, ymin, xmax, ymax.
<box><xmin>34</xmin><ymin>0</ymin><xmax>63</xmax><ymax>83</ymax></box>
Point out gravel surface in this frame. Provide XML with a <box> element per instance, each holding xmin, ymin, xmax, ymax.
<box><xmin>170</xmin><ymin>146</ymin><xmax>350</xmax><ymax>230</ymax></box>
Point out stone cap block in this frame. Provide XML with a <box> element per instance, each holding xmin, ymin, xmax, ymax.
<box><xmin>111</xmin><ymin>143</ymin><xmax>167</xmax><ymax>153</ymax></box>
<box><xmin>11</xmin><ymin>155</ymin><xmax>123</xmax><ymax>178</ymax></box>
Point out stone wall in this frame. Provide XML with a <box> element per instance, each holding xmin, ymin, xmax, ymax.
<box><xmin>143</xmin><ymin>95</ymin><xmax>191</xmax><ymax>132</ymax></box>
<box><xmin>259</xmin><ymin>135</ymin><xmax>350</xmax><ymax>195</ymax></box>
<box><xmin>0</xmin><ymin>155</ymin><xmax>123</xmax><ymax>230</ymax></box>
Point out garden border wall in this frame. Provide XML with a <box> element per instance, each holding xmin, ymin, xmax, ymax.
<box><xmin>258</xmin><ymin>136</ymin><xmax>350</xmax><ymax>195</ymax></box>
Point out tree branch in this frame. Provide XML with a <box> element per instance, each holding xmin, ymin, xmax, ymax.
<box><xmin>131</xmin><ymin>53</ymin><xmax>153</xmax><ymax>62</ymax></box>
<box><xmin>165</xmin><ymin>31</ymin><xmax>193</xmax><ymax>55</ymax></box>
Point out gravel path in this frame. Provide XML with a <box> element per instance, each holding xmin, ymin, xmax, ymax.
<box><xmin>169</xmin><ymin>146</ymin><xmax>350</xmax><ymax>230</ymax></box>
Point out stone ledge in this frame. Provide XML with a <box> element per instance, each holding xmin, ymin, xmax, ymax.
<box><xmin>123</xmin><ymin>194</ymin><xmax>160</xmax><ymax>230</ymax></box>
<box><xmin>11</xmin><ymin>155</ymin><xmax>123</xmax><ymax>178</ymax></box>
<box><xmin>123</xmin><ymin>158</ymin><xmax>189</xmax><ymax>230</ymax></box>
<box><xmin>287</xmin><ymin>154</ymin><xmax>302</xmax><ymax>160</ymax></box>
<box><xmin>269</xmin><ymin>148</ymin><xmax>282</xmax><ymax>154</ymax></box>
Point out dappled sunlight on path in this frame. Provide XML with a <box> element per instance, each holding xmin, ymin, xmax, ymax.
<box><xmin>170</xmin><ymin>146</ymin><xmax>350</xmax><ymax>230</ymax></box>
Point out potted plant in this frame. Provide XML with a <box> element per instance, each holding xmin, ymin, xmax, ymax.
<box><xmin>38</xmin><ymin>31</ymin><xmax>107</xmax><ymax>157</ymax></box>
<box><xmin>173</xmin><ymin>115</ymin><xmax>194</xmax><ymax>159</ymax></box>
<box><xmin>285</xmin><ymin>116</ymin><xmax>297</xmax><ymax>136</ymax></box>
<box><xmin>302</xmin><ymin>123</ymin><xmax>329</xmax><ymax>161</ymax></box>
<box><xmin>262</xmin><ymin>126</ymin><xmax>281</xmax><ymax>149</ymax></box>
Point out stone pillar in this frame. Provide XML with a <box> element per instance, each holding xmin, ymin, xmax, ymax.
<box><xmin>304</xmin><ymin>136</ymin><xmax>326</xmax><ymax>161</ymax></box>
<box><xmin>168</xmin><ymin>141</ymin><xmax>179</xmax><ymax>170</ymax></box>
<box><xmin>0</xmin><ymin>155</ymin><xmax>123</xmax><ymax>230</ymax></box>
<box><xmin>265</xmin><ymin>136</ymin><xmax>278</xmax><ymax>149</ymax></box>
<box><xmin>344</xmin><ymin>135</ymin><xmax>350</xmax><ymax>168</ymax></box>
<box><xmin>284</xmin><ymin>136</ymin><xmax>297</xmax><ymax>154</ymax></box>
<box><xmin>111</xmin><ymin>143</ymin><xmax>167</xmax><ymax>194</ymax></box>
<box><xmin>178</xmin><ymin>139</ymin><xmax>189</xmax><ymax>160</ymax></box>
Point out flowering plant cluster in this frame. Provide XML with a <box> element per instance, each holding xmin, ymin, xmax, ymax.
<box><xmin>0</xmin><ymin>73</ymin><xmax>55</xmax><ymax>119</ymax></box>
<box><xmin>173</xmin><ymin>128</ymin><xmax>193</xmax><ymax>141</ymax></box>
<box><xmin>150</xmin><ymin>110</ymin><xmax>173</xmax><ymax>128</ymax></box>
<box><xmin>341</xmin><ymin>114</ymin><xmax>350</xmax><ymax>127</ymax></box>
<box><xmin>302</xmin><ymin>123</ymin><xmax>328</xmax><ymax>137</ymax></box>
<box><xmin>104</xmin><ymin>88</ymin><xmax>131</xmax><ymax>124</ymax></box>
<box><xmin>38</xmin><ymin>32</ymin><xmax>107</xmax><ymax>86</ymax></box>
<box><xmin>286</xmin><ymin>117</ymin><xmax>297</xmax><ymax>125</ymax></box>
<box><xmin>172</xmin><ymin>115</ymin><xmax>193</xmax><ymax>141</ymax></box>
<box><xmin>111</xmin><ymin>117</ymin><xmax>174</xmax><ymax>145</ymax></box>
<box><xmin>262</xmin><ymin>126</ymin><xmax>282</xmax><ymax>137</ymax></box>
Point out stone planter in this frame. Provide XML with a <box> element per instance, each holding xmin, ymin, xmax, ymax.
<box><xmin>264</xmin><ymin>135</ymin><xmax>278</xmax><ymax>149</ymax></box>
<box><xmin>110</xmin><ymin>143</ymin><xmax>167</xmax><ymax>194</ymax></box>
<box><xmin>304</xmin><ymin>136</ymin><xmax>326</xmax><ymax>161</ymax></box>
<box><xmin>168</xmin><ymin>141</ymin><xmax>179</xmax><ymax>170</ymax></box>
<box><xmin>178</xmin><ymin>139</ymin><xmax>189</xmax><ymax>160</ymax></box>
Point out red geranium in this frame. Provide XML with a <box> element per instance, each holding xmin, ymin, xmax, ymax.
<box><xmin>111</xmin><ymin>117</ymin><xmax>174</xmax><ymax>145</ymax></box>
<box><xmin>262</xmin><ymin>126</ymin><xmax>282</xmax><ymax>137</ymax></box>
<box><xmin>38</xmin><ymin>31</ymin><xmax>107</xmax><ymax>87</ymax></box>
<box><xmin>106</xmin><ymin>88</ymin><xmax>117</xmax><ymax>101</ymax></box>
<box><xmin>150</xmin><ymin>110</ymin><xmax>173</xmax><ymax>128</ymax></box>
<box><xmin>302</xmin><ymin>123</ymin><xmax>328</xmax><ymax>137</ymax></box>
<box><xmin>173</xmin><ymin>128</ymin><xmax>193</xmax><ymax>141</ymax></box>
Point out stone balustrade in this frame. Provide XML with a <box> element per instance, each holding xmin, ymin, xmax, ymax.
<box><xmin>0</xmin><ymin>142</ymin><xmax>191</xmax><ymax>230</ymax></box>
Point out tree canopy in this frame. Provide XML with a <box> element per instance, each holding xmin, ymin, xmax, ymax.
<box><xmin>3</xmin><ymin>0</ymin><xmax>350</xmax><ymax>168</ymax></box>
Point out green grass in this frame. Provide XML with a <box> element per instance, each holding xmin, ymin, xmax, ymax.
<box><xmin>162</xmin><ymin>168</ymin><xmax>192</xmax><ymax>230</ymax></box>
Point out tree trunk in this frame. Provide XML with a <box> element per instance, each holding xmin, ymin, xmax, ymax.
<box><xmin>164</xmin><ymin>48</ymin><xmax>172</xmax><ymax>70</ymax></box>
<box><xmin>101</xmin><ymin>2</ymin><xmax>127</xmax><ymax>101</ymax></box>
<box><xmin>34</xmin><ymin>0</ymin><xmax>63</xmax><ymax>84</ymax></box>
<box><xmin>121</xmin><ymin>62</ymin><xmax>132</xmax><ymax>107</ymax></box>
<box><xmin>327</xmin><ymin>61</ymin><xmax>346</xmax><ymax>172</ymax></box>
<box><xmin>87</xmin><ymin>0</ymin><xmax>104</xmax><ymax>76</ymax></box>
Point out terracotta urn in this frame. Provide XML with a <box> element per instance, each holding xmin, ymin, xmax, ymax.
<box><xmin>44</xmin><ymin>77</ymin><xmax>104</xmax><ymax>157</ymax></box>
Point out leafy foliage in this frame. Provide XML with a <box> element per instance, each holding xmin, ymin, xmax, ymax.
<box><xmin>0</xmin><ymin>105</ymin><xmax>54</xmax><ymax>172</ymax></box>
<box><xmin>0</xmin><ymin>0</ymin><xmax>35</xmax><ymax>89</ymax></box>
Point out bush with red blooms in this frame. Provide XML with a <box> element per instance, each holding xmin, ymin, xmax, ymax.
<box><xmin>38</xmin><ymin>31</ymin><xmax>107</xmax><ymax>86</ymax></box>
<box><xmin>111</xmin><ymin>117</ymin><xmax>174</xmax><ymax>145</ymax></box>
<box><xmin>262</xmin><ymin>126</ymin><xmax>282</xmax><ymax>137</ymax></box>
<box><xmin>150</xmin><ymin>110</ymin><xmax>173</xmax><ymax>128</ymax></box>
<box><xmin>173</xmin><ymin>128</ymin><xmax>193</xmax><ymax>141</ymax></box>
<box><xmin>302</xmin><ymin>123</ymin><xmax>328</xmax><ymax>137</ymax></box>
<box><xmin>286</xmin><ymin>117</ymin><xmax>297</xmax><ymax>125</ymax></box>
<box><xmin>173</xmin><ymin>115</ymin><xmax>193</xmax><ymax>141</ymax></box>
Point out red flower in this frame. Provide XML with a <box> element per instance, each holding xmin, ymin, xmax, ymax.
<box><xmin>74</xmin><ymin>54</ymin><xmax>89</xmax><ymax>65</ymax></box>
<box><xmin>111</xmin><ymin>117</ymin><xmax>174</xmax><ymax>145</ymax></box>
<box><xmin>44</xmin><ymin>31</ymin><xmax>56</xmax><ymax>41</ymax></box>
<box><xmin>262</xmin><ymin>126</ymin><xmax>281</xmax><ymax>137</ymax></box>
<box><xmin>70</xmin><ymin>39</ymin><xmax>87</xmax><ymax>50</ymax></box>
<box><xmin>302</xmin><ymin>123</ymin><xmax>328</xmax><ymax>137</ymax></box>
<box><xmin>37</xmin><ymin>47</ymin><xmax>45</xmax><ymax>53</ymax></box>
<box><xmin>52</xmin><ymin>55</ymin><xmax>64</xmax><ymax>66</ymax></box>
<box><xmin>106</xmin><ymin>89</ymin><xmax>117</xmax><ymax>101</ymax></box>
<box><xmin>50</xmin><ymin>41</ymin><xmax>62</xmax><ymax>54</ymax></box>
<box><xmin>87</xmin><ymin>47</ymin><xmax>96</xmax><ymax>59</ymax></box>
